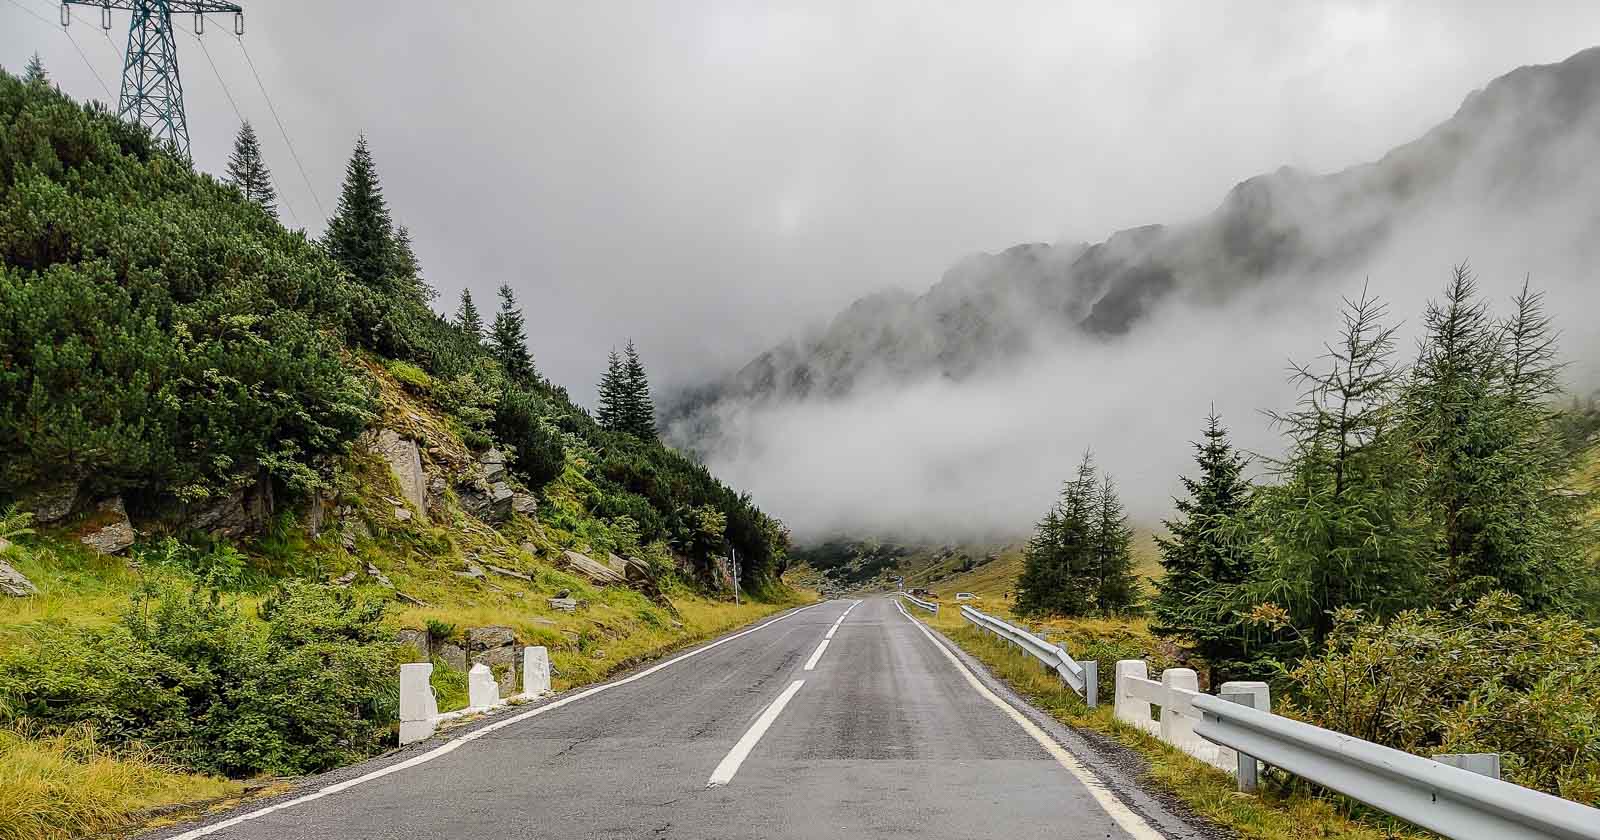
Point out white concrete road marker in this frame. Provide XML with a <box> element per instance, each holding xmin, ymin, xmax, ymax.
<box><xmin>164</xmin><ymin>602</ymin><xmax>827</xmax><ymax>840</ymax></box>
<box><xmin>707</xmin><ymin>679</ymin><xmax>807</xmax><ymax>787</ymax></box>
<box><xmin>893</xmin><ymin>598</ymin><xmax>1166</xmax><ymax>840</ymax></box>
<box><xmin>803</xmin><ymin>639</ymin><xmax>830</xmax><ymax>671</ymax></box>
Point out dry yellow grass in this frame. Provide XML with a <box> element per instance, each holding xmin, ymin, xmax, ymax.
<box><xmin>0</xmin><ymin>725</ymin><xmax>241</xmax><ymax>840</ymax></box>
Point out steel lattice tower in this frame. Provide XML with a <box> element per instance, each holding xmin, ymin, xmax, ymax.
<box><xmin>62</xmin><ymin>1</ymin><xmax>245</xmax><ymax>159</ymax></box>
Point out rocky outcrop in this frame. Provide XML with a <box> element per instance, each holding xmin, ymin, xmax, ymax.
<box><xmin>562</xmin><ymin>550</ymin><xmax>626</xmax><ymax>585</ymax></box>
<box><xmin>373</xmin><ymin>429</ymin><xmax>428</xmax><ymax>523</ymax></box>
<box><xmin>396</xmin><ymin>628</ymin><xmax>429</xmax><ymax>661</ymax></box>
<box><xmin>0</xmin><ymin>540</ymin><xmax>37</xmax><ymax>597</ymax></box>
<box><xmin>24</xmin><ymin>480</ymin><xmax>79</xmax><ymax>524</ymax></box>
<box><xmin>78</xmin><ymin>497</ymin><xmax>134</xmax><ymax>556</ymax></box>
<box><xmin>185</xmin><ymin>475</ymin><xmax>274</xmax><ymax>538</ymax></box>
<box><xmin>467</xmin><ymin>625</ymin><xmax>520</xmax><ymax>696</ymax></box>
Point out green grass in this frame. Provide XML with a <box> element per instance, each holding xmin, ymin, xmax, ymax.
<box><xmin>0</xmin><ymin>725</ymin><xmax>242</xmax><ymax>840</ymax></box>
<box><xmin>923</xmin><ymin>617</ymin><xmax>1425</xmax><ymax>840</ymax></box>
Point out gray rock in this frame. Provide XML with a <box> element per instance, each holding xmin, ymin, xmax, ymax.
<box><xmin>340</xmin><ymin>517</ymin><xmax>371</xmax><ymax>551</ymax></box>
<box><xmin>549</xmin><ymin>596</ymin><xmax>578</xmax><ymax>612</ymax></box>
<box><xmin>0</xmin><ymin>545</ymin><xmax>37</xmax><ymax>596</ymax></box>
<box><xmin>485</xmin><ymin>563</ymin><xmax>532</xmax><ymax>581</ymax></box>
<box><xmin>333</xmin><ymin>570</ymin><xmax>358</xmax><ymax>586</ymax></box>
<box><xmin>365</xmin><ymin>562</ymin><xmax>394</xmax><ymax>588</ymax></box>
<box><xmin>425</xmin><ymin>475</ymin><xmax>448</xmax><ymax>518</ymax></box>
<box><xmin>455</xmin><ymin>562</ymin><xmax>486</xmax><ymax>580</ymax></box>
<box><xmin>511</xmin><ymin>493</ymin><xmax>538</xmax><ymax>516</ymax></box>
<box><xmin>480</xmin><ymin>449</ymin><xmax>508</xmax><ymax>481</ymax></box>
<box><xmin>26</xmin><ymin>480</ymin><xmax>79</xmax><ymax>524</ymax></box>
<box><xmin>603</xmin><ymin>553</ymin><xmax>629</xmax><ymax>575</ymax></box>
<box><xmin>563</xmin><ymin>550</ymin><xmax>627</xmax><ymax>585</ymax></box>
<box><xmin>78</xmin><ymin>497</ymin><xmax>134</xmax><ymax>556</ymax></box>
<box><xmin>373</xmin><ymin>429</ymin><xmax>428</xmax><ymax>523</ymax></box>
<box><xmin>457</xmin><ymin>477</ymin><xmax>513</xmax><ymax>524</ymax></box>
<box><xmin>436</xmin><ymin>642</ymin><xmax>468</xmax><ymax>671</ymax></box>
<box><xmin>396</xmin><ymin>591</ymin><xmax>430</xmax><ymax>607</ymax></box>
<box><xmin>466</xmin><ymin>625</ymin><xmax>517</xmax><ymax>651</ymax></box>
<box><xmin>185</xmin><ymin>476</ymin><xmax>274</xmax><ymax>539</ymax></box>
<box><xmin>395</xmin><ymin>628</ymin><xmax>429</xmax><ymax>661</ymax></box>
<box><xmin>394</xmin><ymin>506</ymin><xmax>413</xmax><ymax>523</ymax></box>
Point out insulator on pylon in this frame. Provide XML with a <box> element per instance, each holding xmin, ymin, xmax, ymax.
<box><xmin>234</xmin><ymin>11</ymin><xmax>244</xmax><ymax>35</ymax></box>
<box><xmin>194</xmin><ymin>12</ymin><xmax>204</xmax><ymax>34</ymax></box>
<box><xmin>60</xmin><ymin>3</ymin><xmax>70</xmax><ymax>27</ymax></box>
<box><xmin>101</xmin><ymin>5</ymin><xmax>111</xmax><ymax>29</ymax></box>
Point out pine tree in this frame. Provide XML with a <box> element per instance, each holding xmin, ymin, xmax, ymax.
<box><xmin>596</xmin><ymin>348</ymin><xmax>625</xmax><ymax>431</ymax></box>
<box><xmin>1016</xmin><ymin>452</ymin><xmax>1101</xmax><ymax>616</ymax></box>
<box><xmin>224</xmin><ymin>121</ymin><xmax>278</xmax><ymax>219</ymax></box>
<box><xmin>490</xmin><ymin>284</ymin><xmax>534</xmax><ymax>383</ymax></box>
<box><xmin>1249</xmin><ymin>288</ymin><xmax>1427</xmax><ymax>644</ymax></box>
<box><xmin>390</xmin><ymin>224</ymin><xmax>435</xmax><ymax>302</ymax></box>
<box><xmin>324</xmin><ymin>134</ymin><xmax>394</xmax><ymax>289</ymax></box>
<box><xmin>24</xmin><ymin>53</ymin><xmax>47</xmax><ymax>85</ymax></box>
<box><xmin>1092</xmin><ymin>473</ymin><xmax>1140</xmax><ymax>612</ymax></box>
<box><xmin>454</xmin><ymin>289</ymin><xmax>483</xmax><ymax>341</ymax></box>
<box><xmin>1153</xmin><ymin>411</ymin><xmax>1255</xmax><ymax>683</ymax></box>
<box><xmin>620</xmin><ymin>339</ymin><xmax>656</xmax><ymax>438</ymax></box>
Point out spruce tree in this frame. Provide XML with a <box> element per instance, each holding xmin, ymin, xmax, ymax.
<box><xmin>596</xmin><ymin>348</ymin><xmax>625</xmax><ymax>431</ymax></box>
<box><xmin>1249</xmin><ymin>288</ymin><xmax>1427</xmax><ymax>644</ymax></box>
<box><xmin>1153</xmin><ymin>411</ymin><xmax>1255</xmax><ymax>683</ymax></box>
<box><xmin>324</xmin><ymin>134</ymin><xmax>394</xmax><ymax>289</ymax></box>
<box><xmin>390</xmin><ymin>224</ymin><xmax>435</xmax><ymax>302</ymax></box>
<box><xmin>454</xmin><ymin>289</ymin><xmax>483</xmax><ymax>341</ymax></box>
<box><xmin>1093</xmin><ymin>473</ymin><xmax>1140</xmax><ymax>612</ymax></box>
<box><xmin>621</xmin><ymin>339</ymin><xmax>656</xmax><ymax>438</ymax></box>
<box><xmin>24</xmin><ymin>53</ymin><xmax>47</xmax><ymax>85</ymax></box>
<box><xmin>1016</xmin><ymin>452</ymin><xmax>1100</xmax><ymax>616</ymax></box>
<box><xmin>225</xmin><ymin>121</ymin><xmax>278</xmax><ymax>219</ymax></box>
<box><xmin>490</xmin><ymin>284</ymin><xmax>534</xmax><ymax>383</ymax></box>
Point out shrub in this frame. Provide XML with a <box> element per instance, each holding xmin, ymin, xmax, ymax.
<box><xmin>0</xmin><ymin>581</ymin><xmax>399</xmax><ymax>777</ymax></box>
<box><xmin>385</xmin><ymin>360</ymin><xmax>433</xmax><ymax>394</ymax></box>
<box><xmin>493</xmin><ymin>386</ymin><xmax>566</xmax><ymax>488</ymax></box>
<box><xmin>1284</xmin><ymin>593</ymin><xmax>1600</xmax><ymax>804</ymax></box>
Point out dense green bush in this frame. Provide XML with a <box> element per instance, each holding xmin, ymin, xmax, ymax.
<box><xmin>493</xmin><ymin>386</ymin><xmax>567</xmax><ymax>489</ymax></box>
<box><xmin>0</xmin><ymin>581</ymin><xmax>398</xmax><ymax>777</ymax></box>
<box><xmin>1284</xmin><ymin>593</ymin><xmax>1600</xmax><ymax>805</ymax></box>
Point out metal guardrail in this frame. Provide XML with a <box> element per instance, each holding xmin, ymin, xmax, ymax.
<box><xmin>959</xmin><ymin>605</ymin><xmax>1097</xmax><ymax>708</ymax></box>
<box><xmin>1191</xmin><ymin>693</ymin><xmax>1600</xmax><ymax>840</ymax></box>
<box><xmin>899</xmin><ymin>592</ymin><xmax>939</xmax><ymax>614</ymax></box>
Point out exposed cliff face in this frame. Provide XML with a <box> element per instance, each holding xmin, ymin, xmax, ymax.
<box><xmin>669</xmin><ymin>46</ymin><xmax>1600</xmax><ymax>440</ymax></box>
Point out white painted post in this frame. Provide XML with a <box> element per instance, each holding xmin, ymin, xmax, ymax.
<box><xmin>1081</xmin><ymin>660</ymin><xmax>1098</xmax><ymax>709</ymax></box>
<box><xmin>1218</xmin><ymin>680</ymin><xmax>1271</xmax><ymax>793</ymax></box>
<box><xmin>522</xmin><ymin>645</ymin><xmax>550</xmax><ymax>697</ymax></box>
<box><xmin>1159</xmin><ymin>668</ymin><xmax>1201</xmax><ymax>753</ymax></box>
<box><xmin>398</xmin><ymin>662</ymin><xmax>438</xmax><ymax>746</ymax></box>
<box><xmin>1113</xmin><ymin>660</ymin><xmax>1151</xmax><ymax>730</ymax></box>
<box><xmin>468</xmin><ymin>662</ymin><xmax>499</xmax><ymax>710</ymax></box>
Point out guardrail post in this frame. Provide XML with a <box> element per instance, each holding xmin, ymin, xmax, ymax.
<box><xmin>1434</xmin><ymin>753</ymin><xmax>1501</xmax><ymax>780</ymax></box>
<box><xmin>1218</xmin><ymin>681</ymin><xmax>1270</xmax><ymax>793</ymax></box>
<box><xmin>399</xmin><ymin>662</ymin><xmax>438</xmax><ymax>746</ymax></box>
<box><xmin>1082</xmin><ymin>660</ymin><xmax>1098</xmax><ymax>709</ymax></box>
<box><xmin>1159</xmin><ymin>668</ymin><xmax>1200</xmax><ymax>753</ymax></box>
<box><xmin>1113</xmin><ymin>660</ymin><xmax>1151</xmax><ymax>729</ymax></box>
<box><xmin>468</xmin><ymin>662</ymin><xmax>499</xmax><ymax>710</ymax></box>
<box><xmin>522</xmin><ymin>645</ymin><xmax>550</xmax><ymax>697</ymax></box>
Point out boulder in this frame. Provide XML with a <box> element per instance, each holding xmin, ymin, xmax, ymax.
<box><xmin>0</xmin><ymin>542</ymin><xmax>37</xmax><ymax>597</ymax></box>
<box><xmin>457</xmin><ymin>479</ymin><xmax>513</xmax><ymax>523</ymax></box>
<box><xmin>456</xmin><ymin>562</ymin><xmax>486</xmax><ymax>580</ymax></box>
<box><xmin>396</xmin><ymin>628</ymin><xmax>430</xmax><ymax>661</ymax></box>
<box><xmin>549</xmin><ymin>596</ymin><xmax>578</xmax><ymax>612</ymax></box>
<box><xmin>466</xmin><ymin>625</ymin><xmax>517</xmax><ymax>651</ymax></box>
<box><xmin>563</xmin><ymin>550</ymin><xmax>626</xmax><ymax>585</ymax></box>
<box><xmin>394</xmin><ymin>506</ymin><xmax>413</xmax><ymax>523</ymax></box>
<box><xmin>26</xmin><ymin>481</ymin><xmax>79</xmax><ymax>524</ymax></box>
<box><xmin>185</xmin><ymin>476</ymin><xmax>274</xmax><ymax>539</ymax></box>
<box><xmin>603</xmin><ymin>553</ymin><xmax>629</xmax><ymax>575</ymax></box>
<box><xmin>79</xmin><ymin>498</ymin><xmax>134</xmax><ymax>556</ymax></box>
<box><xmin>365</xmin><ymin>562</ymin><xmax>394</xmax><ymax>588</ymax></box>
<box><xmin>480</xmin><ymin>449</ymin><xmax>508</xmax><ymax>481</ymax></box>
<box><xmin>511</xmin><ymin>493</ymin><xmax>538</xmax><ymax>516</ymax></box>
<box><xmin>332</xmin><ymin>570</ymin><xmax>358</xmax><ymax>586</ymax></box>
<box><xmin>373</xmin><ymin>429</ymin><xmax>427</xmax><ymax>523</ymax></box>
<box><xmin>436</xmin><ymin>642</ymin><xmax>468</xmax><ymax>671</ymax></box>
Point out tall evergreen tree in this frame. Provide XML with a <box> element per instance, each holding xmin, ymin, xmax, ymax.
<box><xmin>23</xmin><ymin>53</ymin><xmax>47</xmax><ymax>85</ymax></box>
<box><xmin>1092</xmin><ymin>473</ymin><xmax>1140</xmax><ymax>612</ymax></box>
<box><xmin>620</xmin><ymin>340</ymin><xmax>656</xmax><ymax>438</ymax></box>
<box><xmin>224</xmin><ymin>121</ymin><xmax>278</xmax><ymax>219</ymax></box>
<box><xmin>1016</xmin><ymin>452</ymin><xmax>1101</xmax><ymax>616</ymax></box>
<box><xmin>490</xmin><ymin>284</ymin><xmax>534</xmax><ymax>382</ymax></box>
<box><xmin>389</xmin><ymin>224</ymin><xmax>435</xmax><ymax>302</ymax></box>
<box><xmin>324</xmin><ymin>134</ymin><xmax>394</xmax><ymax>289</ymax></box>
<box><xmin>596</xmin><ymin>349</ymin><xmax>625</xmax><ymax>431</ymax></box>
<box><xmin>1153</xmin><ymin>411</ymin><xmax>1256</xmax><ymax>683</ymax></box>
<box><xmin>1249</xmin><ymin>288</ymin><xmax>1427</xmax><ymax>644</ymax></box>
<box><xmin>454</xmin><ymin>289</ymin><xmax>483</xmax><ymax>341</ymax></box>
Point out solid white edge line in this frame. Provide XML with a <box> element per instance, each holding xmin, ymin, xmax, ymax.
<box><xmin>165</xmin><ymin>601</ymin><xmax>828</xmax><ymax>839</ymax></box>
<box><xmin>803</xmin><ymin>639</ymin><xmax>830</xmax><ymax>671</ymax></box>
<box><xmin>706</xmin><ymin>678</ymin><xmax>806</xmax><ymax>787</ymax></box>
<box><xmin>891</xmin><ymin>599</ymin><xmax>1166</xmax><ymax>840</ymax></box>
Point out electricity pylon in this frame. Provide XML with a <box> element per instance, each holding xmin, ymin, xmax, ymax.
<box><xmin>61</xmin><ymin>1</ymin><xmax>245</xmax><ymax>158</ymax></box>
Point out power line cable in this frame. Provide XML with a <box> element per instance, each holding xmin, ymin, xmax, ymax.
<box><xmin>235</xmin><ymin>35</ymin><xmax>324</xmax><ymax>218</ymax></box>
<box><xmin>62</xmin><ymin>27</ymin><xmax>113</xmax><ymax>100</ymax></box>
<box><xmin>191</xmin><ymin>30</ymin><xmax>302</xmax><ymax>227</ymax></box>
<box><xmin>4</xmin><ymin>0</ymin><xmax>52</xmax><ymax>27</ymax></box>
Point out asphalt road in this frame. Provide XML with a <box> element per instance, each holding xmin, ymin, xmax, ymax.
<box><xmin>157</xmin><ymin>598</ymin><xmax>1208</xmax><ymax>840</ymax></box>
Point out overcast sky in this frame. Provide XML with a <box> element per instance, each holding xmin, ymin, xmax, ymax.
<box><xmin>6</xmin><ymin>1</ymin><xmax>1600</xmax><ymax>400</ymax></box>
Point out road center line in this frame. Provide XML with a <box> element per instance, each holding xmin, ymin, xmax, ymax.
<box><xmin>892</xmin><ymin>599</ymin><xmax>1166</xmax><ymax>840</ymax></box>
<box><xmin>824</xmin><ymin>598</ymin><xmax>859</xmax><ymax>640</ymax></box>
<box><xmin>707</xmin><ymin>679</ymin><xmax>806</xmax><ymax>787</ymax></box>
<box><xmin>803</xmin><ymin>639</ymin><xmax>830</xmax><ymax>670</ymax></box>
<box><xmin>164</xmin><ymin>602</ymin><xmax>824</xmax><ymax>839</ymax></box>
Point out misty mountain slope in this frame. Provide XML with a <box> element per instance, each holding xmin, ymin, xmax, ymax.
<box><xmin>670</xmin><ymin>45</ymin><xmax>1600</xmax><ymax>425</ymax></box>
